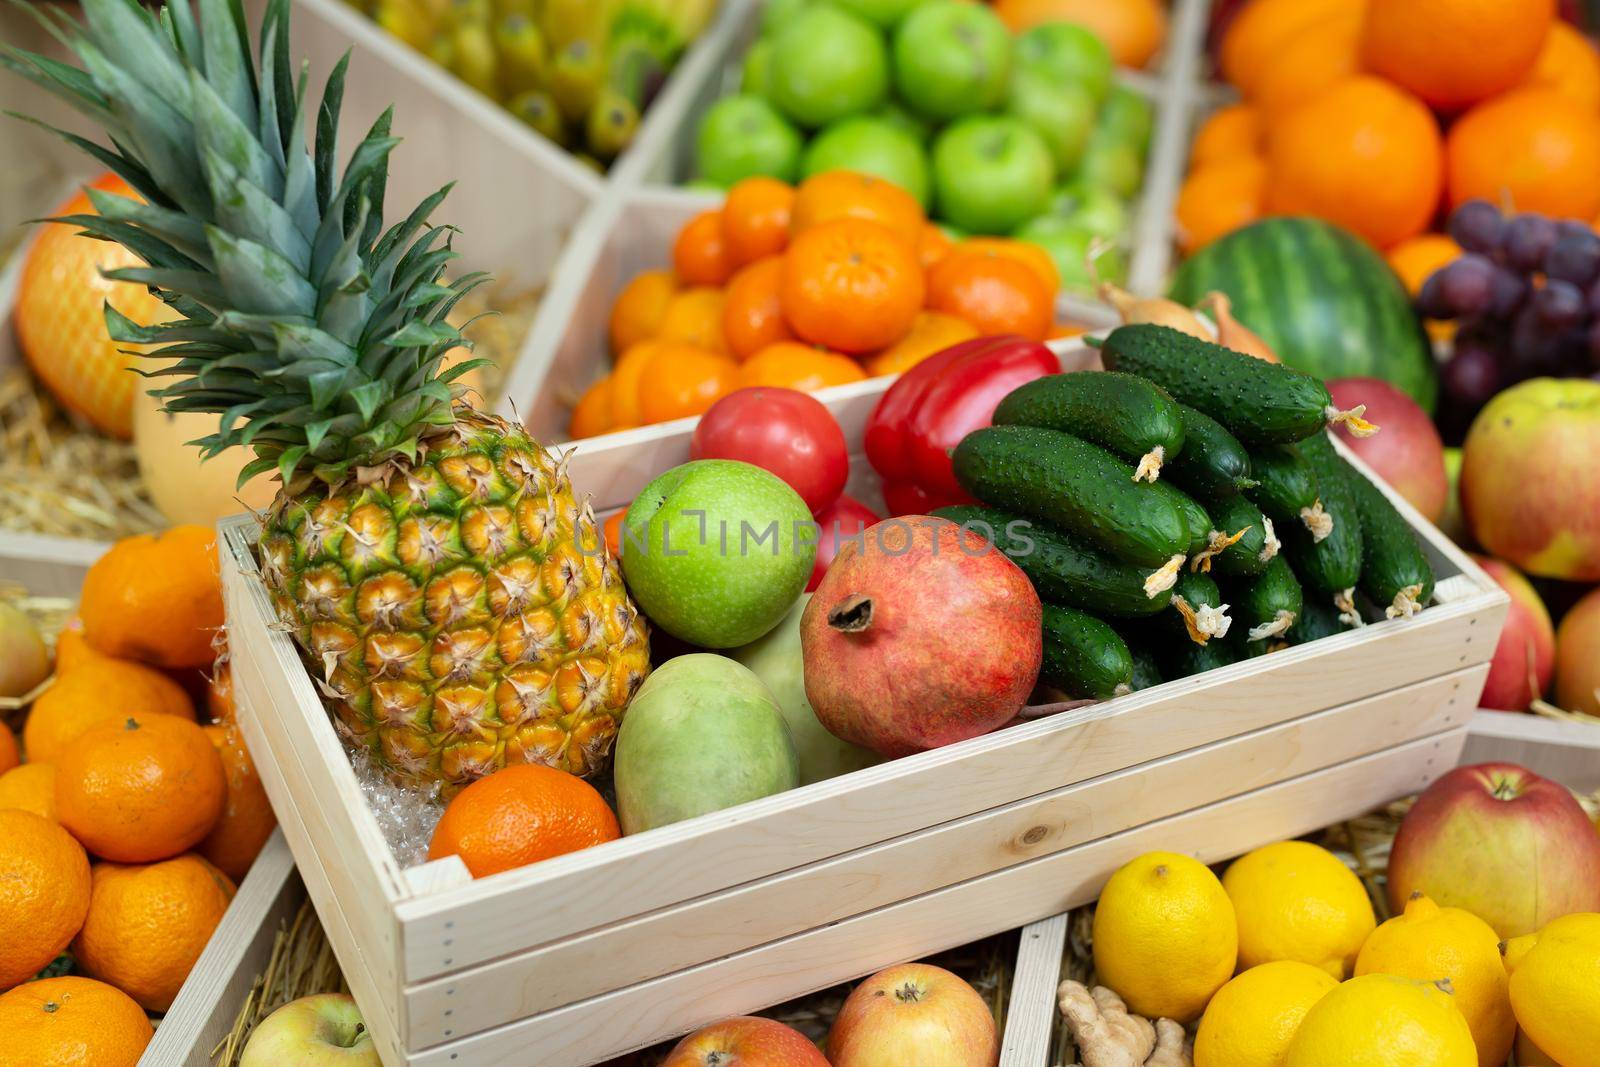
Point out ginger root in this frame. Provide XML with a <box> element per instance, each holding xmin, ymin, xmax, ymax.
<box><xmin>1058</xmin><ymin>982</ymin><xmax>1194</xmax><ymax>1067</ymax></box>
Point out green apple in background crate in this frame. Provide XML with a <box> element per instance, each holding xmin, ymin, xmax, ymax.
<box><xmin>690</xmin><ymin>0</ymin><xmax>1153</xmax><ymax>291</ymax></box>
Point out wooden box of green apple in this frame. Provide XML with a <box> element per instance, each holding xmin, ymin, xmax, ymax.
<box><xmin>221</xmin><ymin>322</ymin><xmax>1507</xmax><ymax>1066</ymax></box>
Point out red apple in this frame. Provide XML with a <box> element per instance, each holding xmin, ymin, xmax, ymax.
<box><xmin>1555</xmin><ymin>585</ymin><xmax>1600</xmax><ymax>717</ymax></box>
<box><xmin>1328</xmin><ymin>377</ymin><xmax>1448</xmax><ymax>523</ymax></box>
<box><xmin>662</xmin><ymin>1016</ymin><xmax>827</xmax><ymax>1066</ymax></box>
<box><xmin>808</xmin><ymin>493</ymin><xmax>881</xmax><ymax>593</ymax></box>
<box><xmin>1471</xmin><ymin>555</ymin><xmax>1555</xmax><ymax>711</ymax></box>
<box><xmin>1462</xmin><ymin>378</ymin><xmax>1600</xmax><ymax>581</ymax></box>
<box><xmin>1387</xmin><ymin>763</ymin><xmax>1600</xmax><ymax>938</ymax></box>
<box><xmin>827</xmin><ymin>963</ymin><xmax>999</xmax><ymax>1067</ymax></box>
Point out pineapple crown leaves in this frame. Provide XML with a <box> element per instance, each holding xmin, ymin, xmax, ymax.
<box><xmin>0</xmin><ymin>0</ymin><xmax>492</xmax><ymax>490</ymax></box>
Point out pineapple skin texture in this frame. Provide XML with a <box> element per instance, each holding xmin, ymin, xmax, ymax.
<box><xmin>257</xmin><ymin>409</ymin><xmax>650</xmax><ymax>789</ymax></box>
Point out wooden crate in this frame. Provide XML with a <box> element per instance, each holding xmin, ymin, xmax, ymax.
<box><xmin>1462</xmin><ymin>712</ymin><xmax>1600</xmax><ymax>792</ymax></box>
<box><xmin>221</xmin><ymin>337</ymin><xmax>1506</xmax><ymax>1066</ymax></box>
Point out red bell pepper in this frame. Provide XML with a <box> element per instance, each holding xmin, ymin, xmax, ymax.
<box><xmin>864</xmin><ymin>335</ymin><xmax>1059</xmax><ymax>514</ymax></box>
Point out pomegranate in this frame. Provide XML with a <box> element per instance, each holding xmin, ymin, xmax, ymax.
<box><xmin>801</xmin><ymin>515</ymin><xmax>1042</xmax><ymax>758</ymax></box>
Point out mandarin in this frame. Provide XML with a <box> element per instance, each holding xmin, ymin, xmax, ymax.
<box><xmin>79</xmin><ymin>525</ymin><xmax>223</xmax><ymax>670</ymax></box>
<box><xmin>0</xmin><ymin>976</ymin><xmax>151</xmax><ymax>1067</ymax></box>
<box><xmin>926</xmin><ymin>250</ymin><xmax>1053</xmax><ymax>340</ymax></box>
<box><xmin>198</xmin><ymin>723</ymin><xmax>276</xmax><ymax>882</ymax></box>
<box><xmin>722</xmin><ymin>177</ymin><xmax>795</xmax><ymax>266</ymax></box>
<box><xmin>1190</xmin><ymin>103</ymin><xmax>1263</xmax><ymax>169</ymax></box>
<box><xmin>1219</xmin><ymin>0</ymin><xmax>1359</xmax><ymax>97</ymax></box>
<box><xmin>0</xmin><ymin>762</ymin><xmax>58</xmax><ymax>821</ymax></box>
<box><xmin>1176</xmin><ymin>156</ymin><xmax>1267</xmax><ymax>253</ymax></box>
<box><xmin>737</xmin><ymin>343</ymin><xmax>867</xmax><ymax>392</ymax></box>
<box><xmin>864</xmin><ymin>311</ymin><xmax>979</xmax><ymax>376</ymax></box>
<box><xmin>671</xmin><ymin>209</ymin><xmax>733</xmax><ymax>286</ymax></box>
<box><xmin>23</xmin><ymin>657</ymin><xmax>194</xmax><ymax>763</ymax></box>
<box><xmin>0</xmin><ymin>810</ymin><xmax>90</xmax><ymax>990</ymax></box>
<box><xmin>1523</xmin><ymin>21</ymin><xmax>1600</xmax><ymax>110</ymax></box>
<box><xmin>568</xmin><ymin>376</ymin><xmax>613</xmax><ymax>439</ymax></box>
<box><xmin>607</xmin><ymin>269</ymin><xmax>675</xmax><ymax>355</ymax></box>
<box><xmin>722</xmin><ymin>256</ymin><xmax>796</xmax><ymax>360</ymax></box>
<box><xmin>428</xmin><ymin>763</ymin><xmax>620</xmax><ymax>878</ymax></box>
<box><xmin>790</xmin><ymin>170</ymin><xmax>924</xmax><ymax>248</ymax></box>
<box><xmin>1446</xmin><ymin>88</ymin><xmax>1600</xmax><ymax>220</ymax></box>
<box><xmin>781</xmin><ymin>218</ymin><xmax>924</xmax><ymax>353</ymax></box>
<box><xmin>637</xmin><ymin>344</ymin><xmax>739</xmax><ymax>423</ymax></box>
<box><xmin>1362</xmin><ymin>0</ymin><xmax>1554</xmax><ymax>111</ymax></box>
<box><xmin>656</xmin><ymin>286</ymin><xmax>730</xmax><ymax>355</ymax></box>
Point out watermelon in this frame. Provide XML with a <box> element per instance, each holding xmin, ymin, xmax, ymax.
<box><xmin>1169</xmin><ymin>217</ymin><xmax>1438</xmax><ymax>413</ymax></box>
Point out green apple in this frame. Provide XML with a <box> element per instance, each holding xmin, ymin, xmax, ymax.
<box><xmin>892</xmin><ymin>1</ymin><xmax>1012</xmax><ymax>120</ymax></box>
<box><xmin>614</xmin><ymin>654</ymin><xmax>800</xmax><ymax>833</ymax></box>
<box><xmin>742</xmin><ymin>37</ymin><xmax>774</xmax><ymax>98</ymax></box>
<box><xmin>696</xmin><ymin>94</ymin><xmax>804</xmax><ymax>185</ymax></box>
<box><xmin>240</xmin><ymin>995</ymin><xmax>380</xmax><ymax>1067</ymax></box>
<box><xmin>1008</xmin><ymin>66</ymin><xmax>1096</xmax><ymax>174</ymax></box>
<box><xmin>761</xmin><ymin>0</ymin><xmax>811</xmax><ymax>37</ymax></box>
<box><xmin>831</xmin><ymin>0</ymin><xmax>929</xmax><ymax>29</ymax></box>
<box><xmin>802</xmin><ymin>115</ymin><xmax>930</xmax><ymax>206</ymax></box>
<box><xmin>1098</xmin><ymin>85</ymin><xmax>1155</xmax><ymax>153</ymax></box>
<box><xmin>728</xmin><ymin>595</ymin><xmax>879</xmax><ymax>785</ymax></box>
<box><xmin>1014</xmin><ymin>22</ymin><xmax>1114</xmax><ymax>104</ymax></box>
<box><xmin>1013</xmin><ymin>215</ymin><xmax>1125</xmax><ymax>293</ymax></box>
<box><xmin>1046</xmin><ymin>180</ymin><xmax>1129</xmax><ymax>239</ymax></box>
<box><xmin>769</xmin><ymin>5</ymin><xmax>889</xmax><ymax>128</ymax></box>
<box><xmin>931</xmin><ymin>115</ymin><xmax>1055</xmax><ymax>234</ymax></box>
<box><xmin>620</xmin><ymin>459</ymin><xmax>816</xmax><ymax>648</ymax></box>
<box><xmin>876</xmin><ymin>96</ymin><xmax>933</xmax><ymax>141</ymax></box>
<box><xmin>1078</xmin><ymin>131</ymin><xmax>1144</xmax><ymax>200</ymax></box>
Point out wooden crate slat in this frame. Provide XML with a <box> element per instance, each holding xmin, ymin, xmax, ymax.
<box><xmin>998</xmin><ymin>915</ymin><xmax>1068</xmax><ymax>1067</ymax></box>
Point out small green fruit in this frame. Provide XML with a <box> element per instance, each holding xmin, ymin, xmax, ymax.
<box><xmin>696</xmin><ymin>94</ymin><xmax>804</xmax><ymax>185</ymax></box>
<box><xmin>802</xmin><ymin>115</ymin><xmax>930</xmax><ymax>206</ymax></box>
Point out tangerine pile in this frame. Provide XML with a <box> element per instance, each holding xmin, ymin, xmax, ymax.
<box><xmin>569</xmin><ymin>170</ymin><xmax>1067</xmax><ymax>439</ymax></box>
<box><xmin>0</xmin><ymin>526</ymin><xmax>276</xmax><ymax>1065</ymax></box>
<box><xmin>1179</xmin><ymin>0</ymin><xmax>1600</xmax><ymax>255</ymax></box>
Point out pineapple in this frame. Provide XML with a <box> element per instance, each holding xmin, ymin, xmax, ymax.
<box><xmin>2</xmin><ymin>0</ymin><xmax>650</xmax><ymax>789</ymax></box>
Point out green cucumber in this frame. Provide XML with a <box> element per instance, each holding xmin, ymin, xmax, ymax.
<box><xmin>1343</xmin><ymin>457</ymin><xmax>1437</xmax><ymax>618</ymax></box>
<box><xmin>1155</xmin><ymin>569</ymin><xmax>1233</xmax><ymax>646</ymax></box>
<box><xmin>1166</xmin><ymin>405</ymin><xmax>1255</xmax><ymax>498</ymax></box>
<box><xmin>1249</xmin><ymin>444</ymin><xmax>1332</xmax><ymax>542</ymax></box>
<box><xmin>1159</xmin><ymin>636</ymin><xmax>1242</xmax><ymax>679</ymax></box>
<box><xmin>1125</xmin><ymin>637</ymin><xmax>1164</xmax><ymax>691</ymax></box>
<box><xmin>1099</xmin><ymin>324</ymin><xmax>1374</xmax><ymax>445</ymax></box>
<box><xmin>1287</xmin><ymin>596</ymin><xmax>1358</xmax><ymax>645</ymax></box>
<box><xmin>1285</xmin><ymin>433</ymin><xmax>1364</xmax><ymax>604</ymax></box>
<box><xmin>932</xmin><ymin>505</ymin><xmax>1173</xmax><ymax>616</ymax></box>
<box><xmin>992</xmin><ymin>372</ymin><xmax>1186</xmax><ymax>482</ymax></box>
<box><xmin>1041</xmin><ymin>605</ymin><xmax>1135</xmax><ymax>699</ymax></box>
<box><xmin>1229</xmin><ymin>555</ymin><xmax>1303</xmax><ymax>642</ymax></box>
<box><xmin>1198</xmin><ymin>493</ymin><xmax>1277</xmax><ymax>579</ymax></box>
<box><xmin>1148</xmin><ymin>481</ymin><xmax>1212</xmax><ymax>555</ymax></box>
<box><xmin>953</xmin><ymin>425</ymin><xmax>1190</xmax><ymax>569</ymax></box>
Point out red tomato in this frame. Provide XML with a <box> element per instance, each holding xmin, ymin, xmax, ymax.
<box><xmin>808</xmin><ymin>494</ymin><xmax>881</xmax><ymax>592</ymax></box>
<box><xmin>690</xmin><ymin>387</ymin><xmax>849</xmax><ymax>514</ymax></box>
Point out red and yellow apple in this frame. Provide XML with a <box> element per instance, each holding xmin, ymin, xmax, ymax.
<box><xmin>1555</xmin><ymin>585</ymin><xmax>1600</xmax><ymax>717</ymax></box>
<box><xmin>1387</xmin><ymin>763</ymin><xmax>1600</xmax><ymax>938</ymax></box>
<box><xmin>239</xmin><ymin>994</ymin><xmax>381</xmax><ymax>1066</ymax></box>
<box><xmin>662</xmin><ymin>1016</ymin><xmax>827</xmax><ymax>1066</ymax></box>
<box><xmin>826</xmin><ymin>963</ymin><xmax>998</xmax><ymax>1067</ymax></box>
<box><xmin>1471</xmin><ymin>555</ymin><xmax>1555</xmax><ymax>711</ymax></box>
<box><xmin>1328</xmin><ymin>377</ymin><xmax>1448</xmax><ymax>523</ymax></box>
<box><xmin>1461</xmin><ymin>378</ymin><xmax>1600</xmax><ymax>580</ymax></box>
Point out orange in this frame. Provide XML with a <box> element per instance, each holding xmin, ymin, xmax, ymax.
<box><xmin>790</xmin><ymin>170</ymin><xmax>924</xmax><ymax>248</ymax></box>
<box><xmin>1219</xmin><ymin>0</ymin><xmax>1357</xmax><ymax>96</ymax></box>
<box><xmin>73</xmin><ymin>854</ymin><xmax>235</xmax><ymax>1011</ymax></box>
<box><xmin>607</xmin><ymin>269</ymin><xmax>675</xmax><ymax>355</ymax></box>
<box><xmin>1523</xmin><ymin>21</ymin><xmax>1600</xmax><ymax>110</ymax></box>
<box><xmin>0</xmin><ymin>976</ymin><xmax>152</xmax><ymax>1067</ymax></box>
<box><xmin>57</xmin><ymin>713</ymin><xmax>227</xmax><ymax>864</ymax></box>
<box><xmin>0</xmin><ymin>727</ymin><xmax>16</xmax><ymax>776</ymax></box>
<box><xmin>672</xmin><ymin>209</ymin><xmax>733</xmax><ymax>287</ymax></box>
<box><xmin>0</xmin><ymin>763</ymin><xmax>58</xmax><ymax>821</ymax></box>
<box><xmin>54</xmin><ymin>619</ymin><xmax>98</xmax><ymax>672</ymax></box>
<box><xmin>865</xmin><ymin>311</ymin><xmax>980</xmax><ymax>377</ymax></box>
<box><xmin>0</xmin><ymin>810</ymin><xmax>90</xmax><ymax>990</ymax></box>
<box><xmin>722</xmin><ymin>177</ymin><xmax>795</xmax><ymax>266</ymax></box>
<box><xmin>80</xmin><ymin>525</ymin><xmax>223</xmax><ymax>670</ymax></box>
<box><xmin>568</xmin><ymin>375</ymin><xmax>613</xmax><ymax>439</ymax></box>
<box><xmin>722</xmin><ymin>256</ymin><xmax>796</xmax><ymax>360</ymax></box>
<box><xmin>1190</xmin><ymin>103</ymin><xmax>1264</xmax><ymax>170</ymax></box>
<box><xmin>1447</xmin><ymin>88</ymin><xmax>1600</xmax><ymax>220</ymax></box>
<box><xmin>1363</xmin><ymin>0</ymin><xmax>1554</xmax><ymax>111</ymax></box>
<box><xmin>1266</xmin><ymin>76</ymin><xmax>1442</xmax><ymax>249</ymax></box>
<box><xmin>917</xmin><ymin>221</ymin><xmax>956</xmax><ymax>270</ymax></box>
<box><xmin>637</xmin><ymin>344</ymin><xmax>739</xmax><ymax>423</ymax></box>
<box><xmin>427</xmin><ymin>763</ymin><xmax>620</xmax><ymax>878</ymax></box>
<box><xmin>738</xmin><ymin>343</ymin><xmax>868</xmax><ymax>392</ymax></box>
<box><xmin>1250</xmin><ymin>6</ymin><xmax>1362</xmax><ymax>119</ymax></box>
<box><xmin>14</xmin><ymin>174</ymin><xmax>172</xmax><ymax>439</ymax></box>
<box><xmin>608</xmin><ymin>340</ymin><xmax>666</xmax><ymax>428</ymax></box>
<box><xmin>656</xmin><ymin>285</ymin><xmax>731</xmax><ymax>355</ymax></box>
<box><xmin>1176</xmin><ymin>155</ymin><xmax>1267</xmax><ymax>253</ymax></box>
<box><xmin>198</xmin><ymin>723</ymin><xmax>276</xmax><ymax>883</ymax></box>
<box><xmin>603</xmin><ymin>507</ymin><xmax>627</xmax><ymax>558</ymax></box>
<box><xmin>780</xmin><ymin>218</ymin><xmax>925</xmax><ymax>353</ymax></box>
<box><xmin>994</xmin><ymin>0</ymin><xmax>1166</xmax><ymax>67</ymax></box>
<box><xmin>926</xmin><ymin>250</ymin><xmax>1053</xmax><ymax>341</ymax></box>
<box><xmin>956</xmin><ymin>237</ymin><xmax>1061</xmax><ymax>295</ymax></box>
<box><xmin>24</xmin><ymin>657</ymin><xmax>194</xmax><ymax>763</ymax></box>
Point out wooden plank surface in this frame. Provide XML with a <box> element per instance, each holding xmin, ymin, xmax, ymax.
<box><xmin>405</xmin><ymin>731</ymin><xmax>1465</xmax><ymax>1067</ymax></box>
<box><xmin>399</xmin><ymin>666</ymin><xmax>1480</xmax><ymax>1045</ymax></box>
<box><xmin>1462</xmin><ymin>712</ymin><xmax>1600</xmax><ymax>791</ymax></box>
<box><xmin>999</xmin><ymin>916</ymin><xmax>1068</xmax><ymax>1067</ymax></box>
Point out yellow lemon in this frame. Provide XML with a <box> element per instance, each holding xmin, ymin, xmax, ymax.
<box><xmin>1222</xmin><ymin>840</ymin><xmax>1376</xmax><ymax>978</ymax></box>
<box><xmin>1194</xmin><ymin>961</ymin><xmax>1338</xmax><ymax>1067</ymax></box>
<box><xmin>1505</xmin><ymin>912</ymin><xmax>1600</xmax><ymax>1067</ymax></box>
<box><xmin>1093</xmin><ymin>850</ymin><xmax>1238</xmax><ymax>1022</ymax></box>
<box><xmin>1515</xmin><ymin>1030</ymin><xmax>1562</xmax><ymax>1067</ymax></box>
<box><xmin>1355</xmin><ymin>893</ymin><xmax>1513</xmax><ymax>1067</ymax></box>
<box><xmin>1284</xmin><ymin>973</ymin><xmax>1477</xmax><ymax>1067</ymax></box>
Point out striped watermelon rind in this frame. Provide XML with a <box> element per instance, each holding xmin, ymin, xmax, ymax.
<box><xmin>1169</xmin><ymin>217</ymin><xmax>1438</xmax><ymax>414</ymax></box>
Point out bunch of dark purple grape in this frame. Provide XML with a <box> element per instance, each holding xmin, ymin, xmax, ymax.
<box><xmin>1421</xmin><ymin>198</ymin><xmax>1600</xmax><ymax>440</ymax></box>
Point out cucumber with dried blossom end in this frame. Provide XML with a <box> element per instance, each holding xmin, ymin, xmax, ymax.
<box><xmin>1286</xmin><ymin>595</ymin><xmax>1358</xmax><ymax>645</ymax></box>
<box><xmin>1286</xmin><ymin>433</ymin><xmax>1365</xmax><ymax>605</ymax></box>
<box><xmin>1160</xmin><ymin>634</ymin><xmax>1243</xmax><ymax>679</ymax></box>
<box><xmin>1147</xmin><ymin>569</ymin><xmax>1233</xmax><ymax>647</ymax></box>
<box><xmin>1147</xmin><ymin>480</ymin><xmax>1212</xmax><ymax>556</ymax></box>
<box><xmin>932</xmin><ymin>505</ymin><xmax>1177</xmax><ymax>615</ymax></box>
<box><xmin>1166</xmin><ymin>404</ymin><xmax>1256</xmax><ymax>499</ymax></box>
<box><xmin>1041</xmin><ymin>605</ymin><xmax>1135</xmax><ymax>700</ymax></box>
<box><xmin>1097</xmin><ymin>324</ymin><xmax>1379</xmax><ymax>444</ymax></box>
<box><xmin>1192</xmin><ymin>493</ymin><xmax>1276</xmax><ymax>578</ymax></box>
<box><xmin>992</xmin><ymin>371</ymin><xmax>1186</xmax><ymax>483</ymax></box>
<box><xmin>1249</xmin><ymin>444</ymin><xmax>1333</xmax><ymax>542</ymax></box>
<box><xmin>1343</xmin><ymin>458</ymin><xmax>1436</xmax><ymax>618</ymax></box>
<box><xmin>1229</xmin><ymin>555</ymin><xmax>1303</xmax><ymax>642</ymax></box>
